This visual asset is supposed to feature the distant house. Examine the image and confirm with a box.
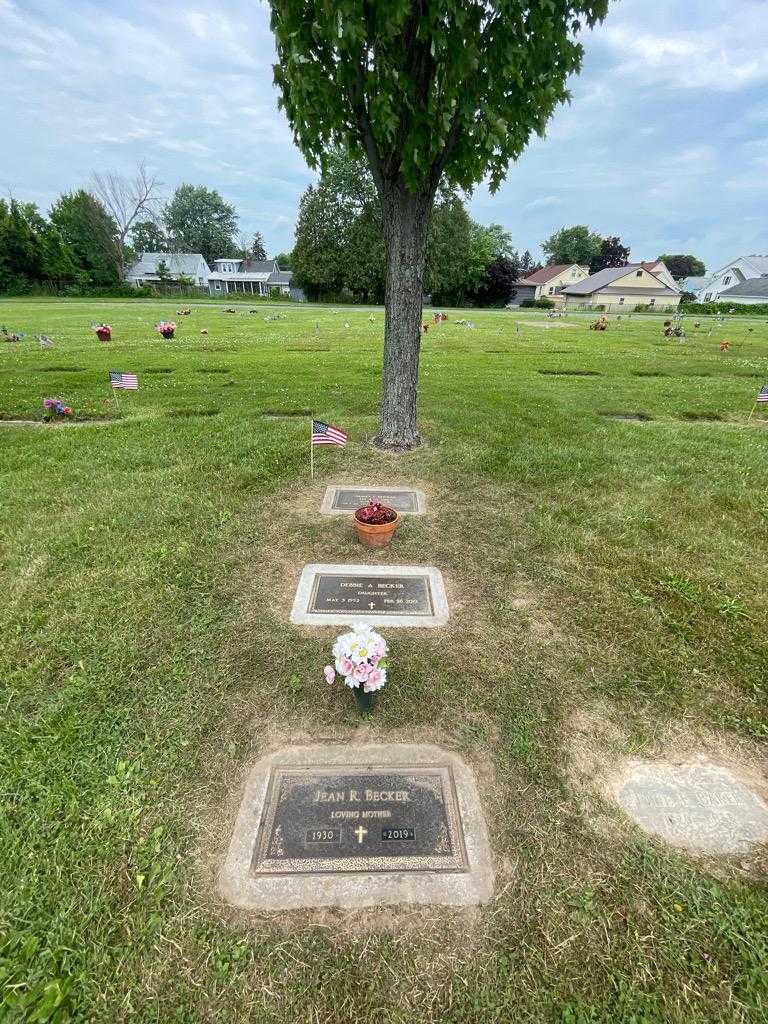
[561,264,681,312]
[207,258,302,299]
[686,255,768,303]
[126,252,210,288]
[512,264,590,306]
[717,277,768,305]
[637,260,677,290]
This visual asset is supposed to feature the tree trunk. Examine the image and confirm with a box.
[374,185,432,449]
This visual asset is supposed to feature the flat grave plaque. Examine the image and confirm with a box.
[616,761,768,855]
[219,744,494,909]
[321,485,425,515]
[290,564,449,627]
[252,765,467,874]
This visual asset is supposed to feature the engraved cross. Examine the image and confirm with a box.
[353,825,368,845]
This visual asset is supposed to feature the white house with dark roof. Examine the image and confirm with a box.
[685,255,768,303]
[561,264,680,312]
[207,258,298,298]
[718,277,768,305]
[126,252,210,288]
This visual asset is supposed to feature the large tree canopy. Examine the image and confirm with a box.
[164,184,238,265]
[49,190,120,286]
[657,254,706,280]
[270,0,608,447]
[590,235,631,274]
[542,224,603,268]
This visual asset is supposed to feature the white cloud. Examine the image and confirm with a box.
[1,0,768,263]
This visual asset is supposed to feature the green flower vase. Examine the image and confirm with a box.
[353,686,375,715]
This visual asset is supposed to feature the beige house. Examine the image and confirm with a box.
[561,263,680,312]
[513,263,590,306]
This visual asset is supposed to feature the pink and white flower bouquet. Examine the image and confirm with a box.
[155,321,177,339]
[324,623,388,712]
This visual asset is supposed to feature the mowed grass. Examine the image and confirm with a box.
[1,299,768,1023]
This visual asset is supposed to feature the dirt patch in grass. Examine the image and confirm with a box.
[166,408,221,419]
[538,369,602,377]
[39,365,87,372]
[599,411,654,423]
[0,418,114,428]
[678,411,724,422]
[632,371,669,378]
[262,408,313,419]
[143,367,175,374]
[521,321,579,329]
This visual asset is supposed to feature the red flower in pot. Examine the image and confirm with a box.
[92,323,112,342]
[353,502,400,548]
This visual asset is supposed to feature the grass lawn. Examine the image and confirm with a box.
[1,299,767,1023]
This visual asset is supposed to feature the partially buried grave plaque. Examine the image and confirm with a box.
[219,744,494,909]
[321,485,425,515]
[291,564,449,627]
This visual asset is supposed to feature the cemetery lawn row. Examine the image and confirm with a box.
[1,299,767,1023]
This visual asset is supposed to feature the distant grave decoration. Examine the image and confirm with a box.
[1,326,25,342]
[663,321,685,339]
[155,320,177,339]
[42,398,73,421]
[175,308,192,316]
[92,323,112,342]
[589,316,608,331]
[38,334,55,349]
[324,623,389,714]
[719,340,731,352]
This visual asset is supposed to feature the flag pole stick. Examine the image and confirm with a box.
[747,402,757,423]
[111,383,120,414]
[310,417,314,480]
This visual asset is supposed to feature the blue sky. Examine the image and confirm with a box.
[2,0,767,270]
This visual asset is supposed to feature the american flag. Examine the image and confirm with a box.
[109,371,139,390]
[311,419,347,447]
[758,386,768,403]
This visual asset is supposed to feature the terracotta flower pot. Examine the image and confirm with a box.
[353,507,400,548]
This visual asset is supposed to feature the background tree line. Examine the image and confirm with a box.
[0,164,271,295]
[540,223,705,280]
[289,151,537,306]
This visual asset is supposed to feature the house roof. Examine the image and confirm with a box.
[737,255,768,276]
[718,277,768,298]
[127,252,208,277]
[518,263,586,286]
[562,264,679,296]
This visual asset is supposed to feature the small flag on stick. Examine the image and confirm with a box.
[109,371,139,390]
[311,420,347,446]
[747,385,768,423]
[310,419,347,479]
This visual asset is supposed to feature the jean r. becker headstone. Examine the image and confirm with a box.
[219,744,493,909]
